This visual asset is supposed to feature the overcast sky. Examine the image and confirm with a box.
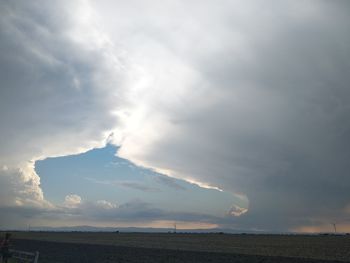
[1,0,350,232]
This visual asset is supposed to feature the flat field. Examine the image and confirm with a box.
[4,232,350,263]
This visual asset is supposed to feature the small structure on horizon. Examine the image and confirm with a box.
[332,223,337,234]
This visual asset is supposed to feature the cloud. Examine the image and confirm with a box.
[0,165,47,208]
[1,0,350,231]
[106,0,350,230]
[96,200,118,210]
[154,175,186,191]
[117,182,161,192]
[228,205,248,217]
[42,197,222,226]
[85,177,161,192]
[63,194,82,208]
[0,0,125,211]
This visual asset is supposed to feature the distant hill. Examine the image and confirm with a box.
[8,225,270,234]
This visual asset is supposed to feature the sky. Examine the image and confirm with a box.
[0,0,350,233]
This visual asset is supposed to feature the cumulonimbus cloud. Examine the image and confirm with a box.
[103,0,350,231]
[1,0,350,231]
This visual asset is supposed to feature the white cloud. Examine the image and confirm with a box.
[0,164,48,208]
[63,194,82,208]
[96,200,118,210]
[228,205,248,217]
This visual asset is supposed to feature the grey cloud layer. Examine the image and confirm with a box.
[0,0,122,165]
[0,199,222,228]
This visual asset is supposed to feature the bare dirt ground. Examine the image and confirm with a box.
[11,238,345,263]
[5,232,350,263]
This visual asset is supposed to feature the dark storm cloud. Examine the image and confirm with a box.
[197,1,350,230]
[113,0,350,231]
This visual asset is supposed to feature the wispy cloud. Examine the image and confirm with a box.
[85,177,161,192]
[154,175,186,191]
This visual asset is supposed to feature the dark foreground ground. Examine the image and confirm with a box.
[12,238,347,263]
[6,232,350,262]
